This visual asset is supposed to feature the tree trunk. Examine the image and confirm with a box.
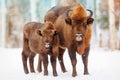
[57,0,77,6]
[51,0,56,7]
[108,0,117,49]
[1,0,6,47]
[30,0,37,21]
[117,14,120,50]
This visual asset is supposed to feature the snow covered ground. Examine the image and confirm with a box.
[0,46,120,80]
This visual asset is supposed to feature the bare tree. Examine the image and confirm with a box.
[0,0,6,47]
[57,0,77,6]
[108,0,117,49]
[30,0,37,21]
[115,0,120,50]
[6,5,24,48]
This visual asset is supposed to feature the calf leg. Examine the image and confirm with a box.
[58,48,67,73]
[82,47,90,75]
[22,36,30,74]
[37,54,42,73]
[29,52,36,73]
[22,51,29,74]
[68,47,77,77]
[43,54,48,76]
[50,55,58,76]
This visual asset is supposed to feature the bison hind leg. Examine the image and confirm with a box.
[37,54,42,73]
[58,48,67,73]
[22,51,29,74]
[29,52,36,73]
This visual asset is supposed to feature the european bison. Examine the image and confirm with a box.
[21,21,60,76]
[45,4,94,77]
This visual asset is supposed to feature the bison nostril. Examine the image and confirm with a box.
[75,33,83,41]
[75,33,82,37]
[76,36,82,41]
[45,43,50,48]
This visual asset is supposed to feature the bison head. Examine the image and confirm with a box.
[65,5,94,44]
[37,22,57,50]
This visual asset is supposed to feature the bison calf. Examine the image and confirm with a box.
[21,21,59,76]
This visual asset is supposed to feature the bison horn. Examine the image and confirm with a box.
[66,10,72,18]
[87,9,93,18]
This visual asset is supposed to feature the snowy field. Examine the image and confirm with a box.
[0,46,120,80]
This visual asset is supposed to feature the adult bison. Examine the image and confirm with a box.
[21,21,60,76]
[45,4,94,77]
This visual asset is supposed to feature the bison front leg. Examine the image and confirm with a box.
[29,52,36,73]
[37,54,42,73]
[58,48,67,73]
[22,51,29,74]
[43,54,48,76]
[50,55,58,76]
[68,46,77,77]
[82,47,90,75]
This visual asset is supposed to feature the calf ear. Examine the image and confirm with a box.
[87,17,94,24]
[54,31,58,36]
[65,18,72,25]
[36,29,42,36]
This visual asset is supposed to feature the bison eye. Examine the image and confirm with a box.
[83,23,87,29]
[37,30,42,36]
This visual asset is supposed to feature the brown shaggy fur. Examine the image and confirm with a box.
[21,21,60,76]
[45,3,94,77]
[44,6,71,23]
[71,4,87,21]
[76,24,92,54]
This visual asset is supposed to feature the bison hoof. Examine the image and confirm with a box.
[63,70,67,73]
[62,68,67,73]
[84,72,89,75]
[72,73,77,77]
[53,73,58,77]
[31,71,35,73]
[37,69,42,73]
[30,69,35,73]
[44,71,48,76]
[44,73,48,76]
[24,70,29,74]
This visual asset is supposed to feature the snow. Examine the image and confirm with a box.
[0,46,120,80]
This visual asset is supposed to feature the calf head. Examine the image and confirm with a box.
[65,5,94,44]
[37,22,57,50]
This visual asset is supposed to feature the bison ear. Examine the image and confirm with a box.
[87,17,94,24]
[54,31,58,36]
[65,18,72,25]
[37,29,42,36]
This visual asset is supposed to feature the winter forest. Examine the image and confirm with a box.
[0,0,120,49]
[0,0,120,80]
